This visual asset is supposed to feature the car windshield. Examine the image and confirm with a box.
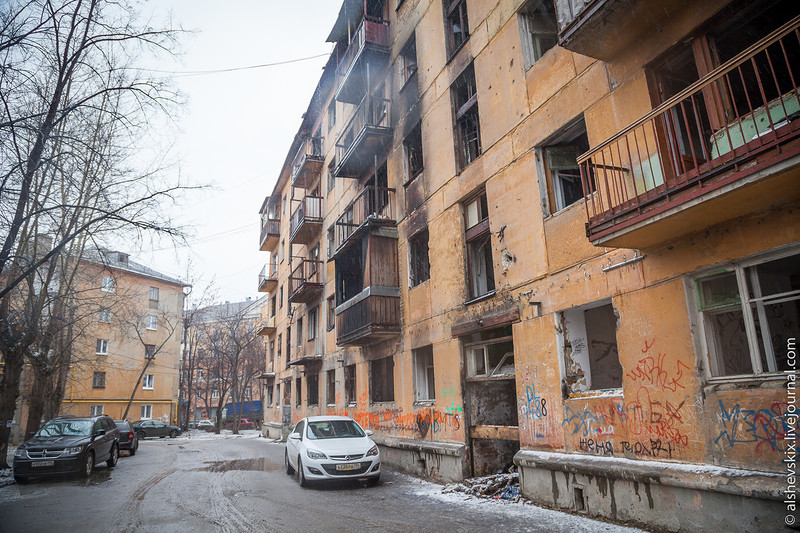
[306,420,365,440]
[36,420,93,437]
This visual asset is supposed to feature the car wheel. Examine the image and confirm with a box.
[130,440,138,456]
[285,450,294,475]
[368,474,380,486]
[136,431,145,441]
[13,475,28,484]
[81,451,95,478]
[169,430,178,438]
[298,457,310,488]
[107,444,119,468]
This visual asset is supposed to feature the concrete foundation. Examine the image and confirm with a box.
[262,422,283,440]
[515,449,788,533]
[373,434,468,483]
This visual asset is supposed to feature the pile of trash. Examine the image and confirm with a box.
[442,468,528,503]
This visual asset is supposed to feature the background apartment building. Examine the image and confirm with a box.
[257,0,797,529]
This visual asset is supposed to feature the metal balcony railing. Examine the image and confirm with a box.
[334,186,396,252]
[289,195,324,243]
[258,261,278,292]
[336,15,390,85]
[335,94,392,176]
[259,218,280,250]
[291,135,324,187]
[580,16,800,242]
[288,258,324,303]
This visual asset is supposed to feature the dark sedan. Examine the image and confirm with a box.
[13,415,119,483]
[132,420,181,439]
[114,420,138,455]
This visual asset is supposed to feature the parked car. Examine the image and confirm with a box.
[225,418,255,430]
[196,419,214,431]
[132,420,181,439]
[285,416,380,487]
[114,420,138,455]
[13,415,120,483]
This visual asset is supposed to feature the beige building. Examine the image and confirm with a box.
[257,0,798,529]
[60,250,186,424]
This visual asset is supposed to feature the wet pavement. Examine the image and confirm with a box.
[0,434,643,533]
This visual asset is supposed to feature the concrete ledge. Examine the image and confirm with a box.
[261,422,283,440]
[372,435,466,457]
[372,435,467,482]
[514,449,783,501]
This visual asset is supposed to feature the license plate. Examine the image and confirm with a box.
[32,460,54,467]
[335,462,361,471]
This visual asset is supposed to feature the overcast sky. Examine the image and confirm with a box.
[139,1,341,303]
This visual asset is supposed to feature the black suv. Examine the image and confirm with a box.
[13,415,120,483]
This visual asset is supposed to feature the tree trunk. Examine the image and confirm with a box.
[24,367,50,438]
[0,351,24,468]
[122,358,153,421]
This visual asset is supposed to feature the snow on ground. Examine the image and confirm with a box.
[0,445,17,488]
[168,429,266,441]
[405,473,646,533]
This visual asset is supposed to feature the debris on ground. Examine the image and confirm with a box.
[441,469,530,504]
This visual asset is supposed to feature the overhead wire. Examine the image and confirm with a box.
[141,51,332,79]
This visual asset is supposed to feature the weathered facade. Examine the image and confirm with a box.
[257,0,797,530]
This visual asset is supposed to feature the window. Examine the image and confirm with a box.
[328,101,336,131]
[244,386,251,398]
[693,249,799,378]
[403,123,424,182]
[413,345,435,401]
[296,377,302,407]
[98,308,111,323]
[270,295,276,317]
[308,307,318,341]
[267,384,274,407]
[95,339,109,355]
[143,374,154,390]
[101,275,115,293]
[370,356,395,403]
[327,159,336,195]
[146,315,158,330]
[277,334,282,359]
[269,340,275,362]
[197,369,204,379]
[400,34,417,84]
[211,388,219,399]
[541,118,590,213]
[286,326,291,360]
[327,225,335,259]
[307,373,319,406]
[149,286,159,301]
[141,405,152,420]
[466,327,515,378]
[326,369,336,405]
[558,302,622,395]
[327,296,335,331]
[518,0,557,70]
[296,318,303,347]
[280,239,285,263]
[145,344,156,360]
[444,0,469,56]
[409,229,431,287]
[90,405,104,417]
[279,286,284,309]
[276,383,281,405]
[282,194,287,216]
[93,372,106,388]
[452,65,481,171]
[345,364,356,406]
[464,192,495,300]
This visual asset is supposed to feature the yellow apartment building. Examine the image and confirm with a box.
[257,0,798,529]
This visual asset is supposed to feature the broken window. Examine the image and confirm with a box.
[694,248,799,377]
[444,0,469,56]
[541,117,591,213]
[465,326,515,378]
[308,307,318,341]
[307,373,319,406]
[370,356,395,403]
[296,377,302,407]
[452,64,481,171]
[559,302,622,395]
[401,34,418,85]
[296,318,303,348]
[327,369,336,405]
[464,192,495,300]
[345,364,356,406]
[93,371,106,388]
[518,0,557,70]
[409,228,430,288]
[327,296,335,331]
[404,123,424,182]
[413,345,435,401]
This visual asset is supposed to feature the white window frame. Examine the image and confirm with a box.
[142,374,154,390]
[101,275,115,293]
[146,315,158,330]
[141,404,153,420]
[517,0,558,70]
[211,389,219,399]
[465,337,515,378]
[687,244,800,382]
[98,308,111,323]
[413,346,436,402]
[95,339,109,355]
[90,405,104,417]
[149,286,159,301]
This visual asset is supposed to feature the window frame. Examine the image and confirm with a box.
[145,315,158,331]
[403,122,424,183]
[141,404,152,420]
[95,338,109,355]
[307,373,319,406]
[327,296,336,331]
[400,34,418,87]
[463,191,495,301]
[98,308,111,323]
[452,64,481,171]
[518,0,558,70]
[444,0,469,58]
[143,374,154,390]
[308,307,318,341]
[144,344,156,360]
[370,356,395,404]
[149,286,159,302]
[413,345,436,402]
[90,405,104,417]
[93,371,106,388]
[101,275,115,293]
[326,369,336,406]
[409,228,431,288]
[345,364,356,406]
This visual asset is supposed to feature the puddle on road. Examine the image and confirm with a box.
[200,458,279,473]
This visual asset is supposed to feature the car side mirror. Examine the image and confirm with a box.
[289,432,301,440]
[365,430,373,436]
[93,429,105,439]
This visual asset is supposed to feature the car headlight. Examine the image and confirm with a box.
[63,446,83,455]
[14,447,26,458]
[366,444,379,457]
[306,449,327,460]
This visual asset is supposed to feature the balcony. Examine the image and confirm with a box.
[289,195,324,245]
[288,258,324,304]
[291,135,324,189]
[259,195,281,251]
[258,261,278,293]
[335,16,390,104]
[334,95,392,178]
[336,288,401,346]
[256,316,276,336]
[580,17,800,248]
[332,185,396,256]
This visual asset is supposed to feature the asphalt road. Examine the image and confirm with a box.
[0,433,642,533]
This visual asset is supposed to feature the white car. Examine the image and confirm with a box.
[285,416,380,487]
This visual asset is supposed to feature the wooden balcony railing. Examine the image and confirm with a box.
[291,135,324,188]
[288,258,324,303]
[334,94,392,177]
[334,186,396,252]
[336,291,401,346]
[289,195,324,244]
[580,16,800,244]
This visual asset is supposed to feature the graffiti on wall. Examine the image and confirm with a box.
[715,400,794,453]
[323,405,462,440]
